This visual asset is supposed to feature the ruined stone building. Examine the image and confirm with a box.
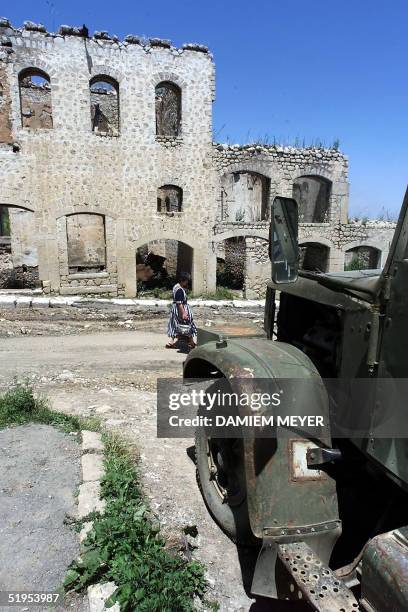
[0,18,396,297]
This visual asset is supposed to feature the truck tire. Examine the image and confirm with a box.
[195,425,257,546]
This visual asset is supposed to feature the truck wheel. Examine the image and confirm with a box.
[195,427,257,546]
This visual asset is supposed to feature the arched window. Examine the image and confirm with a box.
[66,213,106,272]
[345,246,381,270]
[216,236,246,290]
[157,185,183,213]
[220,171,270,222]
[136,239,192,291]
[19,69,52,129]
[299,242,329,272]
[293,176,331,223]
[90,76,119,136]
[155,82,181,137]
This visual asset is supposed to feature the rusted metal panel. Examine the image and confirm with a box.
[278,541,359,611]
[184,337,339,538]
[252,522,342,600]
[289,439,326,482]
[361,529,408,612]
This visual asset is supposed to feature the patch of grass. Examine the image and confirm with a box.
[0,384,98,432]
[64,434,207,611]
[195,286,236,300]
[137,287,173,299]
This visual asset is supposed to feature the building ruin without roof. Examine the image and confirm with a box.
[0,18,396,297]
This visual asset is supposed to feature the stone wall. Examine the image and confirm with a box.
[0,19,215,297]
[0,17,397,298]
[211,144,397,296]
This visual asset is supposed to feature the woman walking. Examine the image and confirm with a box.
[166,272,197,349]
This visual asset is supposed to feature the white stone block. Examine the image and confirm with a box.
[88,582,120,612]
[82,430,104,452]
[82,453,104,482]
[77,481,105,518]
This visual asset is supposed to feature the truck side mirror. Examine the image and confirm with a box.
[269,197,299,283]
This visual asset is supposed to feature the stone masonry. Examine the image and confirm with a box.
[0,18,396,297]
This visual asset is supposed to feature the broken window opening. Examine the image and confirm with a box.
[157,185,183,214]
[0,206,39,289]
[299,242,329,272]
[344,246,381,271]
[66,213,106,273]
[136,239,192,293]
[19,69,53,129]
[221,172,270,222]
[293,176,331,223]
[216,236,246,292]
[90,76,120,136]
[155,82,181,138]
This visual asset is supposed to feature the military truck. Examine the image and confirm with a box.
[183,190,408,611]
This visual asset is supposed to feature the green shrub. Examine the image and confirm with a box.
[344,256,366,271]
[0,384,36,418]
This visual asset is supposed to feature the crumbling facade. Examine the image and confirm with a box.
[0,18,396,297]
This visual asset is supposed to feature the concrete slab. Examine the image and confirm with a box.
[81,453,104,482]
[77,482,106,518]
[82,430,104,453]
[0,292,266,310]
[15,296,32,308]
[0,295,16,308]
[49,296,77,306]
[32,296,51,307]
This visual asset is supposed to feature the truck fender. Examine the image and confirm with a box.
[184,336,340,578]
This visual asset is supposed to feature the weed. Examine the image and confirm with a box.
[64,435,207,611]
[0,384,97,432]
[195,286,236,300]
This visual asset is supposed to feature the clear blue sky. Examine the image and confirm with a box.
[6,0,408,218]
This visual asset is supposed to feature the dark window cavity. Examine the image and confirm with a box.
[155,82,181,138]
[293,176,331,223]
[299,242,329,272]
[90,77,119,136]
[157,185,183,213]
[19,69,53,129]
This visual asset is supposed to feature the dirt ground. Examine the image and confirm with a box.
[0,304,303,611]
[0,301,264,339]
[0,424,88,612]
